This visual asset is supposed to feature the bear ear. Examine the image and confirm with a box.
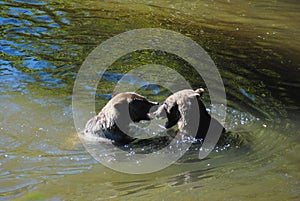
[186,88,204,99]
[194,88,204,97]
[112,91,119,97]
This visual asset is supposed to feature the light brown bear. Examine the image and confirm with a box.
[84,92,158,145]
[153,88,225,140]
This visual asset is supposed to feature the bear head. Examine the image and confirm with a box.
[105,92,159,126]
[153,88,207,135]
[84,92,158,144]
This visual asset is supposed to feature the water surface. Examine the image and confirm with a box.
[0,0,299,200]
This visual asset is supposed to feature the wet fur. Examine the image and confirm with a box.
[154,88,226,140]
[84,92,158,145]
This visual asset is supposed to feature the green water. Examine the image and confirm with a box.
[0,0,299,200]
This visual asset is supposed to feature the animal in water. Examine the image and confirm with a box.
[153,88,225,140]
[84,92,158,145]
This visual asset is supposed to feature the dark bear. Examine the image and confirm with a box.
[153,88,226,140]
[84,92,158,144]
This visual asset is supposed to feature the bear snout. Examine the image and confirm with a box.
[152,104,167,119]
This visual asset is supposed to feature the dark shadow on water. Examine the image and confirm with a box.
[88,128,253,162]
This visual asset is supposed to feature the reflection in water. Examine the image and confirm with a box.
[0,0,299,200]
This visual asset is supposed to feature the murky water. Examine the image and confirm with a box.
[1,0,299,200]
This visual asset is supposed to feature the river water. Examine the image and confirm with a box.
[0,0,299,200]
